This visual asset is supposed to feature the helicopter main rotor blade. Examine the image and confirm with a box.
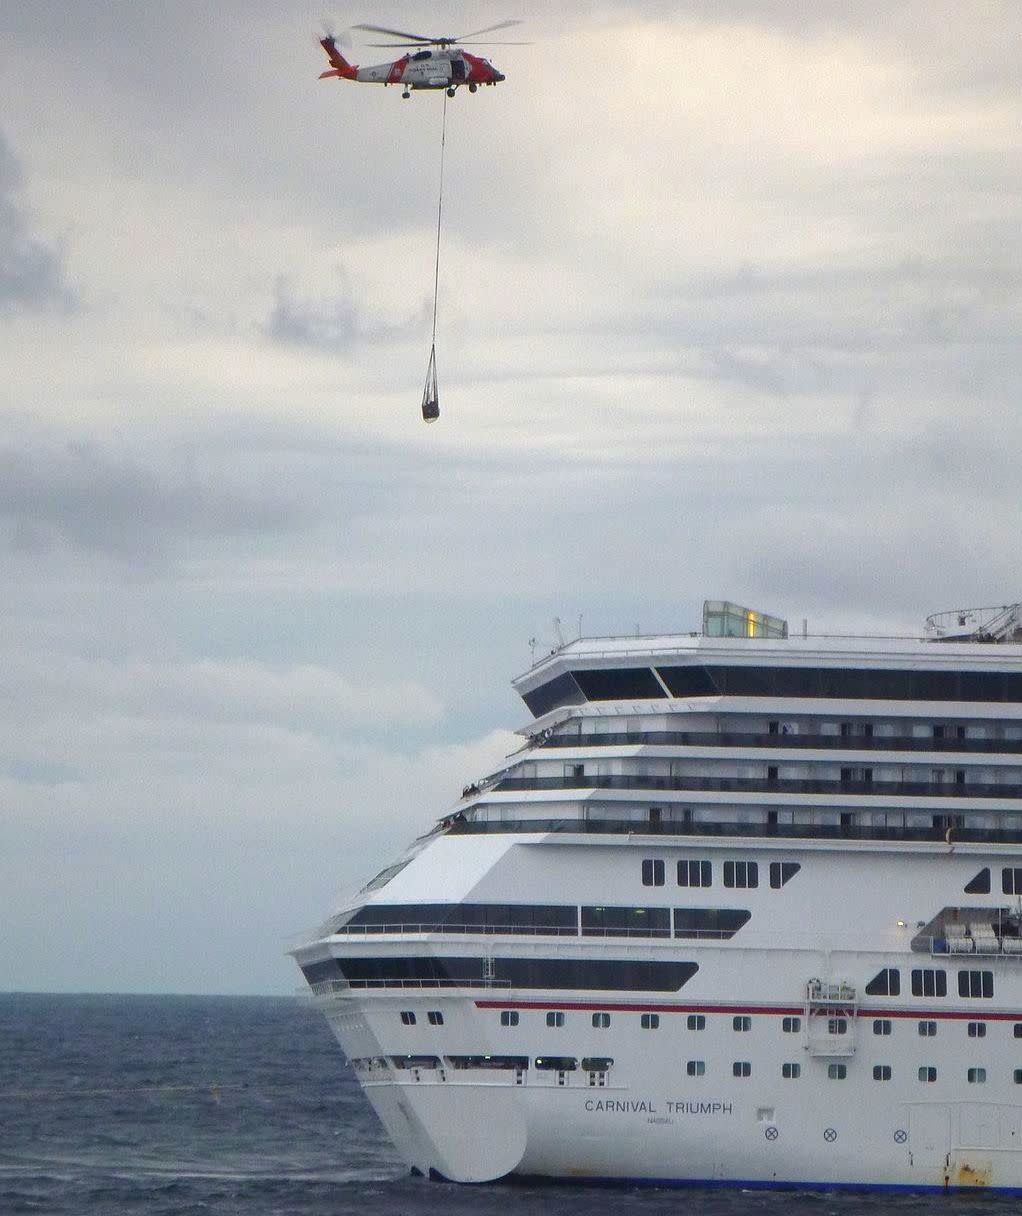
[456,40,532,45]
[365,41,431,47]
[453,20,522,39]
[352,22,436,42]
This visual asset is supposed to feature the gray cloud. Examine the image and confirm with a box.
[0,133,73,313]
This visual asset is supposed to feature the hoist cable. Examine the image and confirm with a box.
[430,90,448,346]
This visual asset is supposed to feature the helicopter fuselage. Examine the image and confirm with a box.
[319,40,504,92]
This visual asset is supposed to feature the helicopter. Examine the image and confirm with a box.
[318,21,525,98]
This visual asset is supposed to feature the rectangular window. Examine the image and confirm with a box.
[427,1010,444,1026]
[1015,1069,1022,1085]
[500,1010,519,1027]
[582,905,671,938]
[732,1016,751,1032]
[828,1018,848,1035]
[958,970,994,999]
[782,1062,800,1079]
[640,1013,660,1030]
[919,1066,937,1082]
[641,859,665,887]
[592,1012,610,1028]
[687,1060,705,1076]
[769,861,801,889]
[1003,867,1022,895]
[911,969,947,997]
[918,1020,937,1037]
[733,1061,751,1078]
[873,1019,892,1036]
[723,861,759,889]
[828,1064,847,1080]
[968,1022,986,1038]
[546,1011,565,1027]
[400,1011,416,1025]
[873,1065,892,1081]
[967,1067,987,1084]
[677,859,711,887]
[1015,1024,1022,1039]
[687,1014,706,1031]
[782,1016,801,1033]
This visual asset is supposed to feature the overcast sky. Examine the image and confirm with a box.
[2,1,1020,995]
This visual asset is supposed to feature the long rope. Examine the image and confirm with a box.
[430,91,448,346]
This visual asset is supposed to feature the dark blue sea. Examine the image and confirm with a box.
[0,994,1018,1216]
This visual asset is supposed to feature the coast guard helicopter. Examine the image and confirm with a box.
[318,21,525,98]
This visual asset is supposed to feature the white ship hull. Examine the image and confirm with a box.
[293,611,1022,1192]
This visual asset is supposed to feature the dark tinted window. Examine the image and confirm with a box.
[300,958,344,986]
[340,903,577,934]
[535,1056,577,1071]
[582,1057,614,1071]
[522,672,584,717]
[958,969,994,998]
[911,969,947,997]
[769,861,801,889]
[865,968,901,996]
[335,956,697,992]
[1003,867,1022,895]
[447,1055,528,1070]
[677,859,711,887]
[673,908,751,938]
[964,868,991,894]
[653,665,1022,703]
[571,668,666,701]
[582,906,671,938]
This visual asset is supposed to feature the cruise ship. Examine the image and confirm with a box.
[292,600,1022,1192]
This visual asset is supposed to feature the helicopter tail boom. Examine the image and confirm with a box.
[319,37,358,80]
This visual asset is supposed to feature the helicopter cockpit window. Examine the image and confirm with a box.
[412,50,432,60]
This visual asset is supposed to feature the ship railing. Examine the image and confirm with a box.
[539,730,1022,756]
[308,978,512,997]
[495,774,1022,799]
[926,934,1022,958]
[329,923,741,940]
[806,980,856,1003]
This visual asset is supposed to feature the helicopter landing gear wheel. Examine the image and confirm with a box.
[402,90,410,99]
[468,82,477,93]
[446,86,456,97]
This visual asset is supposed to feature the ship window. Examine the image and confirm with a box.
[522,672,584,718]
[641,859,665,887]
[677,859,712,887]
[965,868,991,894]
[534,1056,577,1071]
[687,1060,705,1076]
[361,858,412,893]
[827,1064,847,1080]
[546,1011,565,1027]
[782,1017,801,1033]
[769,861,800,888]
[918,1066,937,1082]
[733,1061,751,1077]
[299,958,344,986]
[873,1019,892,1036]
[687,1015,706,1030]
[446,1055,530,1070]
[968,1021,986,1037]
[968,1067,987,1084]
[918,1020,937,1037]
[1002,867,1022,895]
[340,901,578,935]
[400,1011,416,1025]
[723,861,759,889]
[582,905,671,938]
[500,1010,519,1027]
[571,667,666,702]
[873,1065,892,1081]
[592,1012,611,1028]
[1015,1024,1022,1039]
[640,1013,660,1030]
[336,955,698,991]
[427,1010,444,1025]
[732,1016,752,1032]
[911,969,947,997]
[1015,1069,1022,1085]
[828,1018,848,1035]
[865,968,901,996]
[673,908,751,939]
[582,1057,613,1072]
[958,970,994,998]
[782,1062,800,1079]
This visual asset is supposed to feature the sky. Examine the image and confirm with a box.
[1,1,1021,995]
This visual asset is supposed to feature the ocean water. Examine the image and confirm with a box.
[0,993,1018,1216]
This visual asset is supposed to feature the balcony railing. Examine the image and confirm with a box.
[539,730,1022,755]
[495,774,1022,799]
